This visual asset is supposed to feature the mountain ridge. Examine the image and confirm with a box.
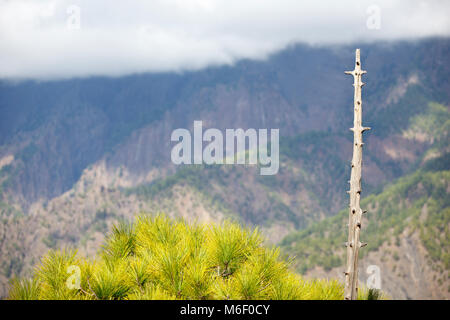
[0,38,449,299]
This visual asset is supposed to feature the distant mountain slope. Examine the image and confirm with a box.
[0,38,449,298]
[280,160,449,299]
[0,38,448,206]
[280,101,449,299]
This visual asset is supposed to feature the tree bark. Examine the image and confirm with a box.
[344,49,370,300]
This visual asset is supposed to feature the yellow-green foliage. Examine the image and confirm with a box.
[8,214,378,300]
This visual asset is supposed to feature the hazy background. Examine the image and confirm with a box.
[0,0,449,300]
[1,0,449,79]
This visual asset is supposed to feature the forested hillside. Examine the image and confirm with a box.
[0,38,449,299]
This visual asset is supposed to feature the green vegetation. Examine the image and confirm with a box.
[124,163,307,229]
[8,214,380,300]
[17,143,39,162]
[371,85,431,138]
[403,102,450,143]
[125,165,219,198]
[281,168,450,274]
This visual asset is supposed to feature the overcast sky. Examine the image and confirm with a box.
[0,0,449,80]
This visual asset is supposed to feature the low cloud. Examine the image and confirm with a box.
[0,0,449,79]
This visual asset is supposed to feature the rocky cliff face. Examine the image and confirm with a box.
[2,39,448,205]
[304,228,449,300]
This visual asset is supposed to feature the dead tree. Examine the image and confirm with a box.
[344,49,370,300]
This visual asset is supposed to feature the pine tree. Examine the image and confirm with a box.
[8,214,382,300]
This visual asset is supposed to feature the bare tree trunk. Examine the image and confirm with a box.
[344,49,370,300]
